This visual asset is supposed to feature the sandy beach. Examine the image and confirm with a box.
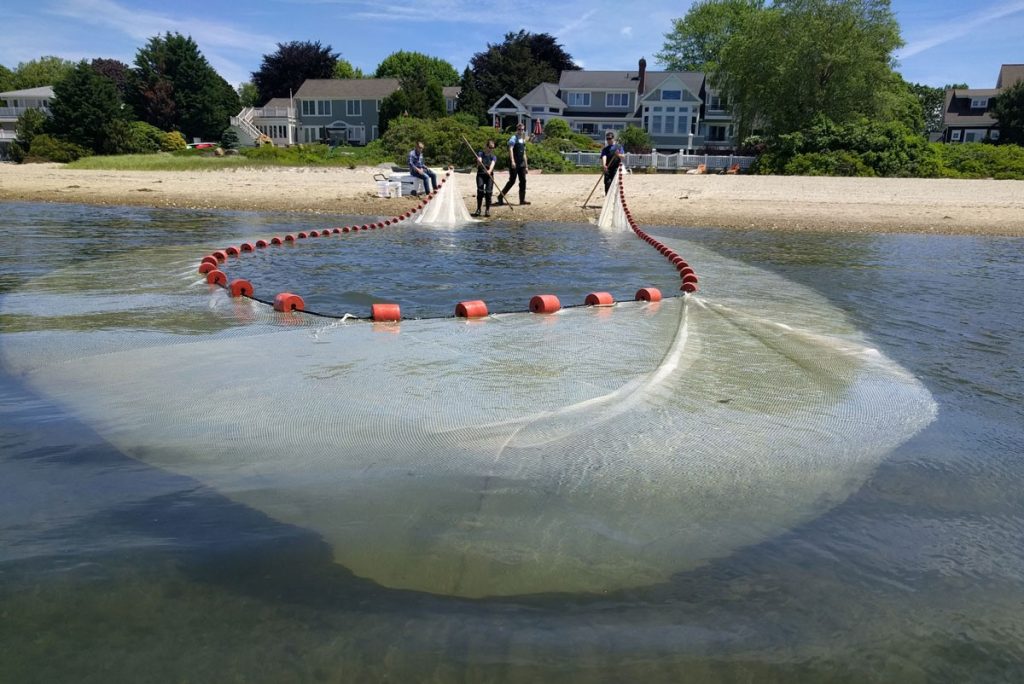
[1,162,1022,236]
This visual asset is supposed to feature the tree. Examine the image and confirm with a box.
[378,71,445,135]
[9,108,48,161]
[0,65,15,92]
[657,0,765,73]
[455,67,487,124]
[993,80,1024,145]
[130,33,240,141]
[333,59,364,80]
[715,0,904,137]
[90,59,131,99]
[467,31,579,109]
[909,81,967,135]
[374,51,458,86]
[237,81,260,107]
[252,41,338,103]
[13,56,76,89]
[47,60,127,153]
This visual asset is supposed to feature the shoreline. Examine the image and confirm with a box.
[2,163,1023,236]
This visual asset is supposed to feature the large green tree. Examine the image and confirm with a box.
[374,51,458,86]
[467,31,579,109]
[993,80,1024,145]
[657,0,764,73]
[455,67,487,125]
[253,40,338,103]
[131,33,239,141]
[713,0,904,137]
[0,65,15,92]
[90,58,131,99]
[47,60,126,153]
[333,59,364,79]
[378,70,445,135]
[13,56,76,89]
[237,81,259,107]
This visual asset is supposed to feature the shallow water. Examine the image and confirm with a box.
[1,202,1022,682]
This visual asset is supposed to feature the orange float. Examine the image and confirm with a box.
[229,279,253,297]
[529,294,561,314]
[225,246,240,256]
[206,269,227,286]
[212,250,227,262]
[273,292,305,312]
[584,292,615,306]
[270,237,283,245]
[255,239,269,248]
[455,300,488,318]
[198,261,218,274]
[371,303,401,321]
[240,242,254,252]
[635,287,662,302]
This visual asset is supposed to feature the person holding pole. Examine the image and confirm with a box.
[472,139,498,217]
[601,131,625,194]
[497,122,530,205]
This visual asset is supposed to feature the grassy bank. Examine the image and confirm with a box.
[67,144,393,171]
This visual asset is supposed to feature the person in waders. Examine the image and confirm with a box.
[472,140,498,217]
[497,123,530,205]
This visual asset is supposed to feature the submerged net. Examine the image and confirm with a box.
[0,203,936,598]
[597,170,628,230]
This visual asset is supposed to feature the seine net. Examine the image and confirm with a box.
[0,207,936,598]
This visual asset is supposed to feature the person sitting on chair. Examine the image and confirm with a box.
[408,141,437,195]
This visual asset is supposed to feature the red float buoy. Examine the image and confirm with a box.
[229,279,253,297]
[284,234,296,242]
[225,246,240,256]
[455,300,488,318]
[682,282,699,293]
[679,267,695,277]
[206,269,227,286]
[240,242,253,252]
[255,239,269,248]
[201,255,218,266]
[198,261,218,274]
[270,237,283,245]
[585,292,615,306]
[682,273,699,285]
[212,250,227,262]
[529,294,561,314]
[635,287,662,302]
[273,292,305,312]
[371,303,401,322]
[360,224,369,231]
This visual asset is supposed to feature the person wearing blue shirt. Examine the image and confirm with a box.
[496,123,530,205]
[408,141,437,195]
[472,139,498,217]
[601,132,625,194]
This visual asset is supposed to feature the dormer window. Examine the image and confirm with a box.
[662,90,682,101]
[970,97,989,109]
[567,92,591,107]
[606,93,629,107]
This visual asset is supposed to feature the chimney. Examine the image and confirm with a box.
[638,57,647,96]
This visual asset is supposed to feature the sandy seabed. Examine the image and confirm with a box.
[1,163,1023,236]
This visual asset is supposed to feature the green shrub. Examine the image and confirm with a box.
[783,151,875,177]
[103,120,163,155]
[28,134,90,162]
[542,118,571,139]
[221,127,239,150]
[161,131,187,152]
[618,125,652,153]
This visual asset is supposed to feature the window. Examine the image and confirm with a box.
[606,93,629,107]
[652,115,663,134]
[346,100,361,116]
[575,122,597,134]
[372,125,378,140]
[965,131,979,142]
[708,125,727,142]
[662,90,681,101]
[664,115,675,134]
[950,130,962,141]
[567,92,591,107]
[709,94,727,109]
[970,97,988,109]
[531,106,545,113]
[991,130,1000,141]
[301,100,332,116]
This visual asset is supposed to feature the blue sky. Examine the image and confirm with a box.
[3,0,1022,90]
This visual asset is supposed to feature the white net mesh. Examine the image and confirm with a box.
[0,199,937,597]
[415,170,477,227]
[597,169,628,231]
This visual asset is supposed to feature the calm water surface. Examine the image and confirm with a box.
[1,202,1022,682]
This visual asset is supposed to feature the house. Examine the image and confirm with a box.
[0,86,54,159]
[487,58,738,151]
[231,80,463,147]
[941,63,1024,143]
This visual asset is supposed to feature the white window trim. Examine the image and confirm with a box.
[661,90,682,101]
[346,100,361,116]
[970,97,988,109]
[567,92,591,107]
[950,130,962,141]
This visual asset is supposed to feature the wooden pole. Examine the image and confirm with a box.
[461,135,514,212]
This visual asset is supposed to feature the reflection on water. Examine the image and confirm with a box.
[1,203,1023,682]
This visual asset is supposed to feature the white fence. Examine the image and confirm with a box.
[562,151,756,172]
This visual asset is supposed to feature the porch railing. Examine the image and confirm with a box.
[561,151,756,172]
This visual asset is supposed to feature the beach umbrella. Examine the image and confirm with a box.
[533,119,543,136]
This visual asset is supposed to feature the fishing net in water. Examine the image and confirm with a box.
[415,170,476,227]
[0,192,936,598]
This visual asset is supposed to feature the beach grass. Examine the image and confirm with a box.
[67,144,394,172]
[67,153,266,171]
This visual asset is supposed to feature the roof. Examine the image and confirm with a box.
[943,89,998,127]
[262,97,291,109]
[997,64,1024,89]
[951,88,1000,98]
[294,78,400,100]
[0,86,55,98]
[558,70,703,95]
[520,83,564,108]
[442,86,461,99]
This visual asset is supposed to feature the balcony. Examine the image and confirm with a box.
[0,105,49,121]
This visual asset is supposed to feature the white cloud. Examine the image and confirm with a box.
[897,0,1024,59]
[621,26,633,38]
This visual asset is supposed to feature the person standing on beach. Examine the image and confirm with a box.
[408,141,437,195]
[472,140,498,217]
[497,123,530,205]
[601,131,625,194]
